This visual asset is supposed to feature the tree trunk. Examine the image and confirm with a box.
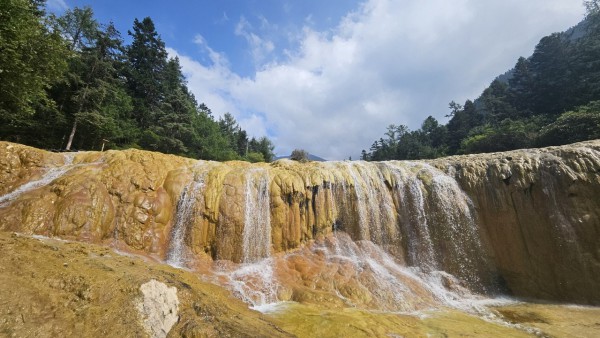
[65,120,77,151]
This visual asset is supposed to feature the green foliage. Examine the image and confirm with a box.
[537,101,600,146]
[249,136,275,162]
[364,117,447,161]
[364,3,600,160]
[0,4,275,160]
[459,118,541,154]
[245,152,265,163]
[56,6,97,51]
[0,0,68,136]
[290,149,309,162]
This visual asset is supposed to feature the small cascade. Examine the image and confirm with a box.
[344,163,371,240]
[0,153,76,207]
[242,168,271,263]
[343,162,397,245]
[166,171,206,268]
[294,231,488,313]
[211,168,279,312]
[429,168,489,288]
[387,163,438,269]
[214,258,280,311]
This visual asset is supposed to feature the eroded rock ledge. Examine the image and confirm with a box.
[0,140,599,304]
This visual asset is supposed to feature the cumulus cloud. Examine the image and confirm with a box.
[235,17,276,64]
[172,0,584,159]
[46,0,68,11]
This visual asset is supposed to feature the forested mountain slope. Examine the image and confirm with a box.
[363,2,600,161]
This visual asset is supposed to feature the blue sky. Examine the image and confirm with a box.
[47,0,585,159]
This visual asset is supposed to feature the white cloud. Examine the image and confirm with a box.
[46,0,68,11]
[172,0,584,159]
[235,17,276,64]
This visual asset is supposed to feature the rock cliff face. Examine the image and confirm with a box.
[428,143,600,304]
[0,140,599,305]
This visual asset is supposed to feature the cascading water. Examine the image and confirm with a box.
[0,153,76,207]
[215,168,280,311]
[386,163,438,269]
[344,162,372,240]
[343,162,397,245]
[429,167,490,289]
[195,160,496,314]
[282,231,497,314]
[242,168,271,263]
[166,170,206,268]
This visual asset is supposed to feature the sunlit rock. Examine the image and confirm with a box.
[0,140,599,306]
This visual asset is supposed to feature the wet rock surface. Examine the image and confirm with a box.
[0,232,292,337]
[2,232,600,337]
[0,140,599,307]
[429,142,600,303]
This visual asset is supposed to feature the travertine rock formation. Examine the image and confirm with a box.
[429,143,600,303]
[0,140,599,305]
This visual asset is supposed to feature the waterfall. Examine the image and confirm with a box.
[242,168,271,263]
[297,232,489,313]
[429,167,488,288]
[0,153,76,207]
[386,163,438,269]
[200,160,496,311]
[344,162,397,244]
[330,161,493,292]
[213,168,279,312]
[166,173,205,268]
[344,162,372,240]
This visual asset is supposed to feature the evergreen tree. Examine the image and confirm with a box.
[0,0,67,142]
[126,17,168,129]
[52,8,134,150]
[508,57,535,114]
[149,57,196,154]
[480,80,518,121]
[190,104,236,160]
[528,33,573,116]
[248,136,275,162]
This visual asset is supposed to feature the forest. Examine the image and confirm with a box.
[3,1,600,163]
[0,0,275,162]
[362,1,600,161]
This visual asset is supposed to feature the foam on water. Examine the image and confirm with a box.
[211,257,281,311]
[205,167,282,311]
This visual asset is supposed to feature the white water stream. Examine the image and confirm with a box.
[242,168,271,263]
[166,160,500,316]
[0,153,76,207]
[166,173,206,268]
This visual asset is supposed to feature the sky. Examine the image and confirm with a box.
[47,0,586,160]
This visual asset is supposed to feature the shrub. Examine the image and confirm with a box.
[290,149,309,162]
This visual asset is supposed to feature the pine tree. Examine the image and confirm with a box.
[0,0,68,141]
[52,8,134,150]
[126,17,168,129]
[508,57,535,114]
